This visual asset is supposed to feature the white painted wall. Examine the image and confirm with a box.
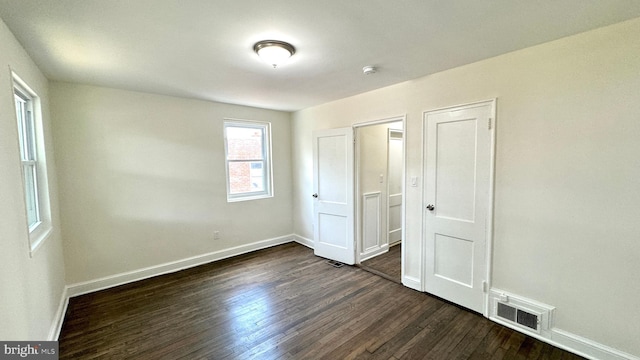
[0,18,66,340]
[292,18,640,356]
[50,83,293,284]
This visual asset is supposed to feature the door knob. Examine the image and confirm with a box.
[426,204,435,211]
[312,193,318,198]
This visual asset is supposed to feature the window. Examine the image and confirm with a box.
[224,120,272,201]
[13,73,51,254]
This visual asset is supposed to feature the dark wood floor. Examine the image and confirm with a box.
[360,244,402,283]
[59,243,584,359]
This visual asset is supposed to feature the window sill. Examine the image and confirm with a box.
[29,224,52,257]
[227,193,273,203]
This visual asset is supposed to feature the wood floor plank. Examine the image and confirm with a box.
[420,310,482,359]
[452,318,496,360]
[58,243,586,360]
[321,290,431,360]
[366,303,459,359]
[397,307,471,360]
[360,244,402,283]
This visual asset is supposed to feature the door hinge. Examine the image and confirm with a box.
[488,118,492,130]
[482,281,488,293]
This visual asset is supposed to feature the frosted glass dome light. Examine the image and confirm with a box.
[254,40,295,68]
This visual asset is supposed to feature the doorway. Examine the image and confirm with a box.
[355,118,405,283]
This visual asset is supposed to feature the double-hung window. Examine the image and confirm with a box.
[15,85,39,227]
[223,120,273,202]
[13,73,51,253]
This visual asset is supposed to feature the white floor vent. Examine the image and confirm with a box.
[490,289,555,336]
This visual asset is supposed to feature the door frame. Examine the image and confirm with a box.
[353,115,407,275]
[387,128,404,247]
[421,99,496,317]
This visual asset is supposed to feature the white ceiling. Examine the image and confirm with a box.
[1,1,639,112]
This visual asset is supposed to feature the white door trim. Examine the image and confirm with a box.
[353,115,406,128]
[421,99,496,317]
[387,129,404,246]
[486,99,497,317]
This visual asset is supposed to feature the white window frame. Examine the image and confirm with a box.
[223,119,273,202]
[13,72,52,255]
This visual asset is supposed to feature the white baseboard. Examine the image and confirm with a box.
[360,245,389,262]
[293,234,314,249]
[48,286,68,340]
[551,328,639,360]
[491,316,638,360]
[402,275,421,291]
[67,234,295,297]
[388,228,402,244]
[488,288,638,360]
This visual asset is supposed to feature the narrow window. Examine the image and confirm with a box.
[13,73,52,253]
[224,120,273,201]
[15,86,40,228]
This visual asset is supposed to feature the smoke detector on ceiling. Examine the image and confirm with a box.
[362,66,377,75]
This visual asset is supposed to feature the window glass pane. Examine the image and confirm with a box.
[228,161,265,194]
[249,162,265,192]
[15,96,27,159]
[226,126,264,160]
[15,94,36,161]
[23,164,39,227]
[25,109,36,161]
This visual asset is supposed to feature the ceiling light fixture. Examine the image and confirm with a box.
[254,40,296,68]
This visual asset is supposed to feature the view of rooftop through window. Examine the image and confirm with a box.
[224,122,271,200]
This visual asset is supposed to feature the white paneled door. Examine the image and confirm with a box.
[313,128,355,265]
[423,100,494,314]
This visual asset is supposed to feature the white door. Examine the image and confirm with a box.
[313,128,355,265]
[423,100,494,314]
